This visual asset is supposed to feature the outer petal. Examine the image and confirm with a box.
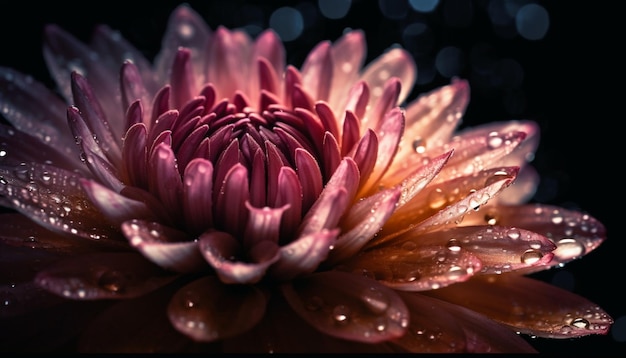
[270,229,339,281]
[121,219,206,273]
[167,276,267,342]
[426,274,613,338]
[458,203,606,271]
[281,271,409,343]
[34,252,177,300]
[397,291,537,353]
[360,47,416,108]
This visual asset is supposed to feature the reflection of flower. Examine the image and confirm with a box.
[0,4,612,353]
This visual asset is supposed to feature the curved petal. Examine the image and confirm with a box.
[167,276,267,342]
[328,30,366,113]
[34,252,177,300]
[457,203,606,271]
[270,229,339,281]
[360,47,416,107]
[281,271,409,343]
[398,291,537,353]
[426,274,613,339]
[300,41,333,102]
[121,219,206,273]
[199,230,280,284]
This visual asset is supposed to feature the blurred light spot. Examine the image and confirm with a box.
[487,0,515,26]
[435,46,464,78]
[378,0,409,20]
[442,0,473,28]
[318,0,351,19]
[269,7,304,42]
[516,3,549,40]
[402,22,434,56]
[240,4,265,37]
[409,0,439,13]
[612,316,626,342]
[550,270,575,291]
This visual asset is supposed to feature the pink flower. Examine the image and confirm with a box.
[0,4,612,353]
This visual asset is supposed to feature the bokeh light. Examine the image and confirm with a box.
[269,6,304,41]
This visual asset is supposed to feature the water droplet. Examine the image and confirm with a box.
[0,176,7,185]
[554,238,585,260]
[446,238,462,252]
[484,211,498,225]
[507,228,521,240]
[333,305,350,324]
[521,249,543,264]
[362,287,390,314]
[447,265,466,279]
[412,137,426,153]
[486,131,503,149]
[571,317,590,329]
[428,188,446,209]
[97,270,126,293]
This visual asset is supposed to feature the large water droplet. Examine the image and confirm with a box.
[571,317,590,329]
[446,238,462,252]
[554,238,585,260]
[486,131,503,149]
[521,249,543,264]
[412,137,426,154]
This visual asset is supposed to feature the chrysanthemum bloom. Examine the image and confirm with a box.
[0,5,612,353]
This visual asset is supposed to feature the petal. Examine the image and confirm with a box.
[35,252,177,300]
[182,158,214,234]
[0,67,77,160]
[398,78,469,163]
[358,107,405,197]
[80,178,158,225]
[294,148,321,212]
[459,203,606,271]
[199,230,280,284]
[426,274,613,339]
[327,187,401,265]
[328,30,366,112]
[214,163,250,238]
[78,284,198,353]
[0,162,122,242]
[398,291,537,353]
[300,41,333,102]
[169,48,197,109]
[206,27,253,101]
[340,241,482,291]
[360,47,416,107]
[121,219,206,273]
[271,228,338,280]
[154,4,212,89]
[281,271,409,343]
[148,143,184,221]
[167,276,267,342]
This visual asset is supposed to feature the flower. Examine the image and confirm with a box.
[0,4,612,353]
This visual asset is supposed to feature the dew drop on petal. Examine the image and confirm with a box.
[486,131,503,149]
[571,317,590,329]
[520,248,543,264]
[333,305,350,324]
[554,238,585,260]
[446,238,462,252]
[412,137,426,153]
[362,286,390,314]
[97,270,126,293]
[507,228,521,240]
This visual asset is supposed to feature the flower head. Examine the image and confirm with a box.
[0,4,612,353]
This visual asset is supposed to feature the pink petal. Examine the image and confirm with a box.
[340,110,361,156]
[214,163,249,237]
[35,252,177,300]
[398,291,537,352]
[349,129,378,188]
[167,276,267,342]
[363,77,401,131]
[294,148,322,211]
[273,167,303,239]
[0,162,122,241]
[121,219,206,273]
[328,30,366,112]
[458,203,606,271]
[399,78,469,164]
[169,48,197,109]
[281,271,409,343]
[342,80,370,121]
[427,274,613,339]
[315,102,340,141]
[153,4,212,89]
[360,47,416,108]
[199,230,280,284]
[80,178,158,225]
[78,284,196,353]
[253,30,285,82]
[327,187,402,264]
[358,107,405,196]
[206,27,252,101]
[148,143,183,221]
[182,158,214,234]
[322,131,341,180]
[120,62,150,128]
[300,40,333,102]
[122,122,148,188]
[0,67,77,161]
[270,229,338,280]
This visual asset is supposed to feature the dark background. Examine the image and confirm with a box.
[1,0,622,354]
